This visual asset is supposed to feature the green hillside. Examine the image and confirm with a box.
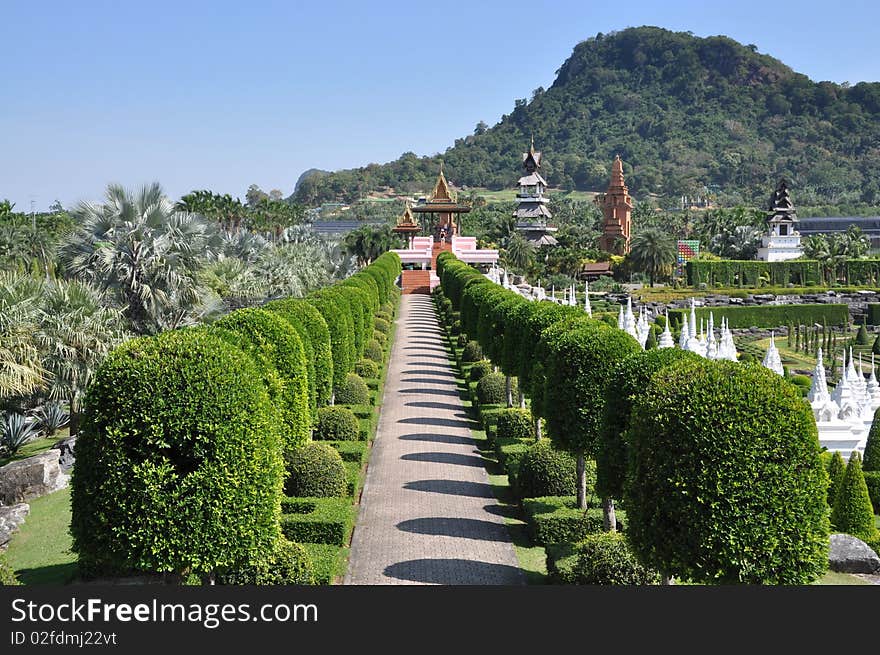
[293,26,880,208]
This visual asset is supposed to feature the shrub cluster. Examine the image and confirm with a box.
[284,442,347,498]
[354,358,380,380]
[219,539,314,585]
[469,360,493,382]
[313,406,360,442]
[516,440,579,499]
[495,408,535,442]
[462,340,483,363]
[335,373,370,406]
[569,533,660,585]
[476,373,511,405]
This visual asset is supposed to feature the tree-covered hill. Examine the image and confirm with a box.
[293,26,880,207]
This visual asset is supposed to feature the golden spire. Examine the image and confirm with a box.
[397,201,416,226]
[431,164,453,202]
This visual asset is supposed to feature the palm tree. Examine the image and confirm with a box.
[0,272,46,399]
[344,224,399,267]
[629,228,676,286]
[61,183,219,334]
[503,232,535,274]
[35,279,127,434]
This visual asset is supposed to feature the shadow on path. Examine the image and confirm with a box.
[398,433,476,446]
[404,479,493,497]
[401,451,485,467]
[383,559,523,585]
[396,517,512,541]
[397,415,472,426]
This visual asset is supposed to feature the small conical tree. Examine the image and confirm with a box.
[856,322,870,346]
[827,451,846,507]
[830,452,877,541]
[644,327,657,350]
[864,408,880,472]
[872,333,880,356]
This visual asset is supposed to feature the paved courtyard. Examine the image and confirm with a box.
[345,295,523,585]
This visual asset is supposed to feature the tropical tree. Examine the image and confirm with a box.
[628,228,676,286]
[0,272,46,399]
[344,224,400,267]
[503,232,535,274]
[61,183,219,334]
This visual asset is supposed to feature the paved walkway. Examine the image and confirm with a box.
[345,295,523,585]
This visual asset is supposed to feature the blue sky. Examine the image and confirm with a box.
[2,0,879,211]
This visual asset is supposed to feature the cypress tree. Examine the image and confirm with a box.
[872,333,880,356]
[856,322,870,346]
[830,452,877,541]
[864,408,880,472]
[827,451,846,507]
[645,327,658,350]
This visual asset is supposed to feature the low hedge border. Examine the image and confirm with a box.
[545,541,579,584]
[327,441,369,466]
[302,543,348,585]
[522,496,626,546]
[280,497,356,546]
[668,303,850,329]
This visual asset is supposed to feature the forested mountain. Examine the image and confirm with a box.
[293,27,880,208]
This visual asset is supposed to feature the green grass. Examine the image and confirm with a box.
[0,428,70,468]
[815,571,872,585]
[5,487,77,585]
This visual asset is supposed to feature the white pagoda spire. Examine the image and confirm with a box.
[624,297,638,340]
[678,313,690,350]
[762,332,784,375]
[569,284,577,307]
[617,304,625,330]
[868,353,880,407]
[689,298,698,342]
[658,310,674,349]
[583,281,592,317]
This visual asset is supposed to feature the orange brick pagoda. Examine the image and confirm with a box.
[597,155,633,255]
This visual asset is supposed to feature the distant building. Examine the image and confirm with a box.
[514,138,558,246]
[756,179,804,262]
[798,216,880,248]
[596,155,633,255]
[412,166,471,241]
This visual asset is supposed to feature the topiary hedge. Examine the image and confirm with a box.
[363,339,384,363]
[284,442,347,498]
[335,373,370,406]
[625,359,830,584]
[864,410,880,471]
[72,330,285,578]
[307,295,355,389]
[313,406,360,442]
[462,340,484,363]
[495,408,535,442]
[477,373,510,405]
[831,453,877,541]
[374,317,390,335]
[827,451,846,507]
[569,532,660,585]
[668,303,850,329]
[516,440,580,499]
[469,360,493,382]
[263,298,334,408]
[864,471,880,514]
[354,358,380,379]
[372,330,387,346]
[219,538,314,585]
[214,308,311,449]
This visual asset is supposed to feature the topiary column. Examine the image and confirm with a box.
[831,452,878,541]
[864,409,880,472]
[827,450,846,507]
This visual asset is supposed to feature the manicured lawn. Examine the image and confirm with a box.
[0,428,70,468]
[5,487,78,585]
[815,571,872,585]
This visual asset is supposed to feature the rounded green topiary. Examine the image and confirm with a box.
[827,451,846,507]
[451,320,462,335]
[477,372,511,405]
[644,327,657,350]
[864,408,880,471]
[377,310,393,323]
[71,330,285,578]
[856,323,870,345]
[457,333,469,347]
[462,340,483,363]
[469,360,493,382]
[374,317,391,334]
[284,442,347,498]
[570,532,660,585]
[335,373,370,406]
[214,308,311,449]
[307,295,355,388]
[372,330,387,346]
[599,348,702,502]
[313,406,360,441]
[354,358,380,380]
[363,339,384,363]
[516,439,581,499]
[0,553,20,585]
[625,359,830,584]
[219,538,314,585]
[263,298,334,408]
[831,452,878,541]
[495,408,535,442]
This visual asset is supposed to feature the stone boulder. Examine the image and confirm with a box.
[0,503,29,547]
[828,533,880,574]
[0,451,70,505]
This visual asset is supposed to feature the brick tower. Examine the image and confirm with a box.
[597,155,633,255]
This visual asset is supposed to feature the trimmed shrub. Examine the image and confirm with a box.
[495,408,535,442]
[569,533,660,585]
[313,406,359,442]
[307,295,354,388]
[0,553,19,585]
[71,330,284,578]
[457,333,469,347]
[451,320,462,335]
[377,310,393,323]
[477,373,511,405]
[516,440,580,499]
[284,442,347,498]
[214,308,311,449]
[469,360,493,382]
[219,539,314,585]
[626,359,830,584]
[522,497,625,545]
[354,359,380,380]
[335,373,370,406]
[827,451,846,507]
[668,303,849,329]
[831,453,877,541]
[280,497,355,546]
[873,334,880,356]
[363,339,384,363]
[864,471,880,514]
[856,323,870,345]
[864,409,880,471]
[372,330,387,346]
[264,298,334,408]
[374,317,390,334]
[462,340,483,363]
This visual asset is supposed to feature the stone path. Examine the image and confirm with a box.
[345,295,523,585]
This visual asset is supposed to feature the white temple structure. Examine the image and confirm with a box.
[756,179,804,262]
[761,333,784,375]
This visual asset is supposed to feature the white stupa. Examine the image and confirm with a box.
[658,311,674,349]
[868,354,880,407]
[689,298,698,343]
[624,298,638,340]
[678,315,690,350]
[583,281,592,317]
[569,284,577,307]
[762,332,784,375]
[617,304,625,330]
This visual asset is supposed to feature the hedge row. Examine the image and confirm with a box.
[280,497,356,546]
[687,258,880,288]
[522,497,626,546]
[667,303,850,329]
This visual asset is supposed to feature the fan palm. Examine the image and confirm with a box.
[629,228,676,287]
[0,272,46,399]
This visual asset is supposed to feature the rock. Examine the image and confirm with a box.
[53,436,76,472]
[828,533,880,574]
[0,451,70,505]
[0,503,29,547]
